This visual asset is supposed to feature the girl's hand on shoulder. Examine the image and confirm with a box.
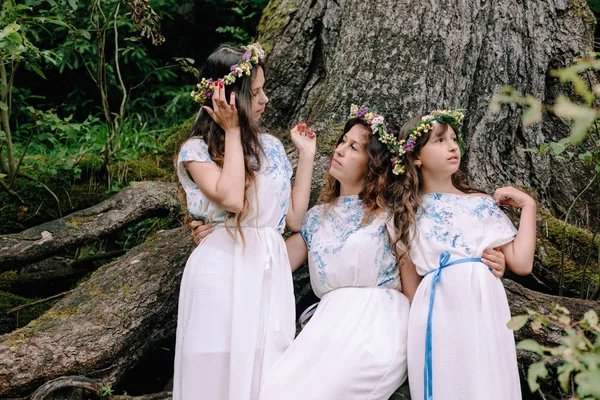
[493,186,536,210]
[202,80,240,134]
[291,123,316,157]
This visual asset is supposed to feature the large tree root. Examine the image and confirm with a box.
[0,182,180,271]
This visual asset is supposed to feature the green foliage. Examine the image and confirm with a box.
[215,0,270,45]
[509,305,600,399]
[492,55,600,297]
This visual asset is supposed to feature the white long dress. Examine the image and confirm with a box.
[407,193,521,400]
[260,195,410,400]
[173,134,296,400]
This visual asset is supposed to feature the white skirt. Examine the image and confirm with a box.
[408,263,522,400]
[260,287,410,400]
[173,227,296,400]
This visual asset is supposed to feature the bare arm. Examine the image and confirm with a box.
[398,251,422,304]
[285,125,316,232]
[186,83,245,213]
[494,187,537,275]
[285,233,308,272]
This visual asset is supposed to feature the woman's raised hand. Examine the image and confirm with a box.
[202,80,240,133]
[291,123,316,157]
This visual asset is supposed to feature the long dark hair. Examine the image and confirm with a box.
[391,114,485,253]
[318,118,402,224]
[181,44,266,242]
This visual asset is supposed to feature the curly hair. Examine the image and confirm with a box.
[318,118,404,225]
[391,114,485,254]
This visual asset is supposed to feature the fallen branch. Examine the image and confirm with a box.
[7,290,74,314]
[0,181,180,270]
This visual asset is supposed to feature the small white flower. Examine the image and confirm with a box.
[372,115,385,127]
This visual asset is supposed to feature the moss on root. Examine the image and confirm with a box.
[257,0,299,52]
[0,291,55,335]
[536,210,599,295]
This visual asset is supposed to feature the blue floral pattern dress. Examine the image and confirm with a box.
[260,195,410,400]
[173,134,296,400]
[407,193,521,400]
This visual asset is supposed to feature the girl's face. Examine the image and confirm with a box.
[415,124,461,177]
[250,66,269,121]
[329,125,370,193]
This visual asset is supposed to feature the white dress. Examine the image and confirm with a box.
[260,196,410,400]
[173,134,296,400]
[407,193,521,400]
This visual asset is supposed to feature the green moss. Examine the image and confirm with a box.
[67,215,97,230]
[0,271,18,291]
[108,158,172,185]
[0,291,55,334]
[257,0,299,52]
[571,0,597,26]
[162,117,194,160]
[537,210,599,293]
[0,176,109,235]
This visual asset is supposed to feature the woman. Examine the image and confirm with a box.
[174,43,316,400]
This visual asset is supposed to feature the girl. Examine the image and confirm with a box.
[258,105,410,399]
[393,110,536,400]
[173,43,316,400]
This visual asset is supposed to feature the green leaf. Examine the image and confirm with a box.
[581,353,600,369]
[67,0,77,10]
[583,310,599,327]
[517,339,544,355]
[557,363,575,393]
[579,151,593,162]
[576,370,600,398]
[28,64,46,79]
[522,95,542,125]
[507,315,529,331]
[527,361,548,393]
[6,31,23,45]
[552,96,598,145]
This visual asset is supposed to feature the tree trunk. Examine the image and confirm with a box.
[0,227,193,397]
[258,0,597,219]
[0,182,181,270]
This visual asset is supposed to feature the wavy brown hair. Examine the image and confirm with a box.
[178,44,265,244]
[391,114,485,253]
[318,118,404,224]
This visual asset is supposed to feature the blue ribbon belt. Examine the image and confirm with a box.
[422,251,486,400]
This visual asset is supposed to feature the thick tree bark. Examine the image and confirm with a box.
[0,227,194,397]
[258,0,597,218]
[0,182,181,270]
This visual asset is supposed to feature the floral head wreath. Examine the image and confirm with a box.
[349,105,465,175]
[191,42,266,104]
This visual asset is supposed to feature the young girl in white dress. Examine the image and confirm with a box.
[258,105,410,400]
[391,110,536,400]
[173,43,316,400]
